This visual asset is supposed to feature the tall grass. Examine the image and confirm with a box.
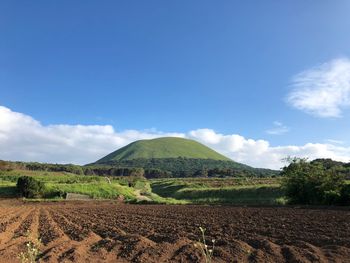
[0,181,17,197]
[45,182,136,200]
[0,170,285,204]
[0,170,186,203]
[0,170,139,200]
[151,178,284,205]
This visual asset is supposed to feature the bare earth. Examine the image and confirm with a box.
[0,199,349,263]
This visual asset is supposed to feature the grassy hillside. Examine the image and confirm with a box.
[92,137,278,177]
[95,137,231,163]
[151,178,285,205]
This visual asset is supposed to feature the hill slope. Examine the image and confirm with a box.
[96,137,231,163]
[92,137,278,178]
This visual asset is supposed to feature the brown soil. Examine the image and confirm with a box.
[0,199,349,262]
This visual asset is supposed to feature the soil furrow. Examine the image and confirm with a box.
[49,209,90,241]
[39,208,60,245]
[0,200,349,263]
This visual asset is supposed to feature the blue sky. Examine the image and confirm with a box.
[1,1,350,168]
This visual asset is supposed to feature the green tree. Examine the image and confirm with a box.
[16,176,45,198]
[281,158,345,205]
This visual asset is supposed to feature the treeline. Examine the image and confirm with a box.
[0,161,85,175]
[0,160,171,178]
[85,166,172,178]
[282,158,350,205]
[95,157,279,178]
[0,158,279,178]
[310,158,350,179]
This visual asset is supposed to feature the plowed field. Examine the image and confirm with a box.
[0,200,349,262]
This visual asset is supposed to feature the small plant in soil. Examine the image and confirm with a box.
[194,226,215,263]
[18,235,41,263]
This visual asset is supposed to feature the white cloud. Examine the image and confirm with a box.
[287,57,350,118]
[0,106,350,169]
[266,121,289,135]
[0,106,185,164]
[188,129,350,169]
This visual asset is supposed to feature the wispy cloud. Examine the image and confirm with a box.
[325,139,344,145]
[287,57,350,118]
[1,106,350,169]
[266,121,289,135]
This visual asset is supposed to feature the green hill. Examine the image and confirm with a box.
[92,137,278,178]
[96,137,231,163]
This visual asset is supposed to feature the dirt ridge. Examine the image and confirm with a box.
[0,200,349,262]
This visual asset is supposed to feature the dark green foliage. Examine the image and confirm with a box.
[92,157,278,178]
[16,176,45,198]
[281,158,350,205]
[0,160,84,175]
[25,162,84,175]
[43,189,66,199]
[83,166,145,177]
[338,184,350,205]
[144,168,172,178]
[0,158,278,179]
[311,158,350,179]
[0,186,17,198]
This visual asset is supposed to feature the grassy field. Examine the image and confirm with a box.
[0,171,132,200]
[0,169,284,204]
[0,169,186,204]
[151,177,285,205]
[0,181,17,197]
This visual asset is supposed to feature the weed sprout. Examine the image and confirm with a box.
[195,226,215,263]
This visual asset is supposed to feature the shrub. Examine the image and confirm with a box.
[16,176,45,198]
[43,189,66,199]
[281,158,346,205]
[338,184,350,205]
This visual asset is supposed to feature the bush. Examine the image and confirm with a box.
[338,184,350,205]
[16,176,45,198]
[281,158,346,205]
[43,189,66,199]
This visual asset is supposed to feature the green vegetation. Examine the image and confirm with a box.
[0,160,84,175]
[2,156,350,206]
[0,156,278,179]
[281,158,350,205]
[92,137,278,178]
[0,170,137,200]
[95,137,231,162]
[18,238,41,263]
[195,227,216,263]
[0,181,17,197]
[0,169,184,203]
[0,136,279,179]
[45,182,136,199]
[0,169,281,204]
[92,158,278,178]
[17,176,46,198]
[151,178,284,204]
